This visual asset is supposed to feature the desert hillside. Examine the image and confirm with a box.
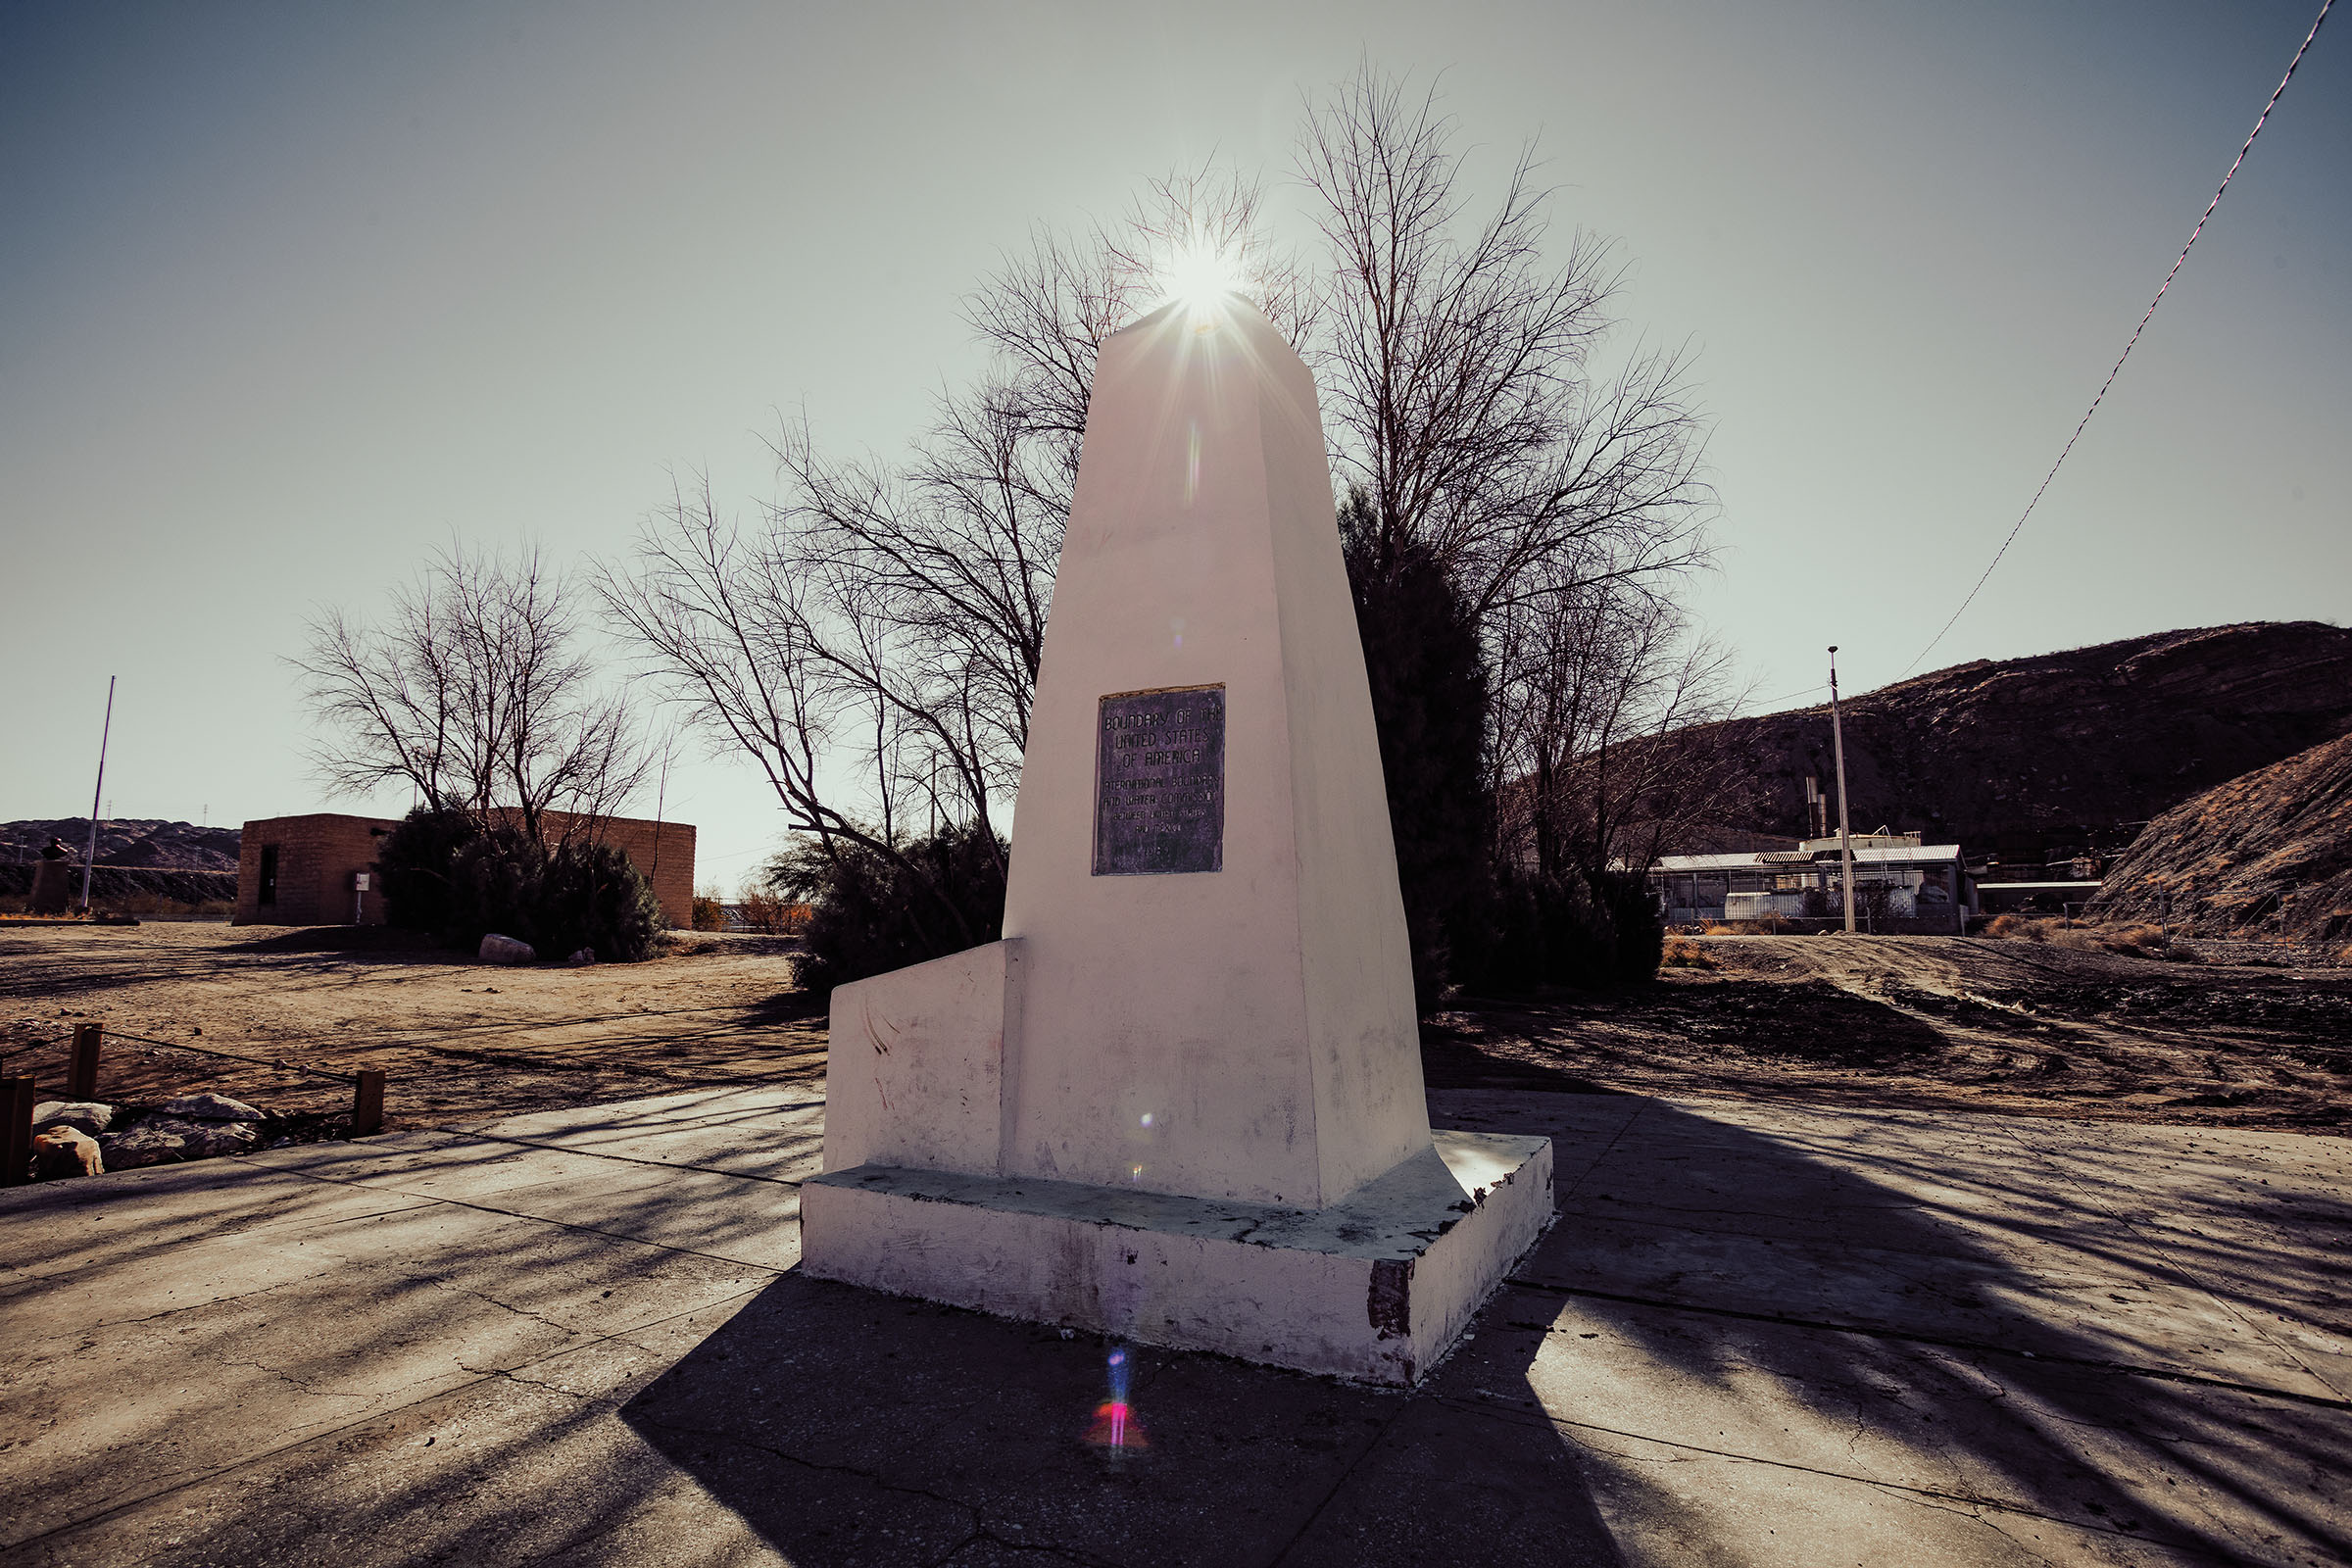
[2087,730,2352,946]
[0,818,241,871]
[1678,621,2352,852]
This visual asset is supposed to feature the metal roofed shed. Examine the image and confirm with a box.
[1649,836,1976,934]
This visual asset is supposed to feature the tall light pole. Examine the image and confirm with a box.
[1828,648,1856,934]
[81,675,116,911]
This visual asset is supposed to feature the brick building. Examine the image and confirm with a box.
[234,810,697,929]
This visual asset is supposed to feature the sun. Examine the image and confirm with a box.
[1154,236,1249,318]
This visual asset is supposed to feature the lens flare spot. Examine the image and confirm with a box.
[1085,1348,1148,1449]
[1085,1400,1147,1449]
[1139,1112,1154,1127]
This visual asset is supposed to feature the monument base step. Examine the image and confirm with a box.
[798,1129,1552,1385]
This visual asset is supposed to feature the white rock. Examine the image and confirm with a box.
[158,1092,264,1122]
[479,933,536,965]
[98,1117,261,1169]
[31,1101,114,1135]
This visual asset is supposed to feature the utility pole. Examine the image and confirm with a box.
[1828,648,1856,935]
[80,676,116,911]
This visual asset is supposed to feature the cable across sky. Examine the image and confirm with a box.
[1900,0,2334,680]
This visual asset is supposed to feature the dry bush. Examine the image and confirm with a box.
[1985,913,2048,942]
[691,892,725,932]
[2041,920,2176,957]
[1660,937,1714,969]
[734,888,810,935]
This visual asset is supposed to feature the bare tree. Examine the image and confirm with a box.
[596,470,1009,950]
[296,542,649,843]
[610,83,1725,960]
[1490,577,1752,884]
[601,167,1304,941]
[1297,67,1714,623]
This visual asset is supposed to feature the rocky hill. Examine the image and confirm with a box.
[1680,622,2352,854]
[2086,731,2352,945]
[0,818,241,872]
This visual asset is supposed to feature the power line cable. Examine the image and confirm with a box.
[1902,0,2333,679]
[1739,682,1829,716]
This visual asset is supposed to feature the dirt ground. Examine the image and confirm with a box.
[1425,933,2352,1133]
[0,924,825,1132]
[2,925,2346,1144]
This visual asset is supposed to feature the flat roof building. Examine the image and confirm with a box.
[234,810,696,929]
[1647,834,1976,934]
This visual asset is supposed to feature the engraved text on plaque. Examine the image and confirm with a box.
[1093,685,1225,875]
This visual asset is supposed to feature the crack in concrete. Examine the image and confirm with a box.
[0,1281,773,1555]
[1991,1119,2352,1409]
[1443,1394,2182,1548]
[1504,1279,2352,1411]
[443,1125,819,1187]
[249,1155,794,1271]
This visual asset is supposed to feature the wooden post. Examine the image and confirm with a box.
[352,1070,385,1137]
[2,1077,34,1188]
[69,1025,101,1102]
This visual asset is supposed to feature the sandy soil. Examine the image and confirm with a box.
[2,926,2345,1146]
[0,923,823,1131]
[1425,934,2352,1133]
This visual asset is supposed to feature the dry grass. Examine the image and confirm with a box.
[733,889,810,935]
[1660,937,1715,969]
[1991,915,2195,961]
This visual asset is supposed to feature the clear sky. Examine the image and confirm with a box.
[4,1,2345,895]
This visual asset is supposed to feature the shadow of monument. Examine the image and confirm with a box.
[618,1093,2350,1566]
[617,1269,1629,1568]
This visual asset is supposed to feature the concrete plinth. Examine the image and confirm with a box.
[801,1129,1551,1385]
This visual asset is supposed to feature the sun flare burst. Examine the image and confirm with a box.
[1154,236,1249,318]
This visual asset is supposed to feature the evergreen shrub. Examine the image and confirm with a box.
[765,823,1006,996]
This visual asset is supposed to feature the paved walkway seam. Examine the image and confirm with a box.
[1502,1278,2352,1411]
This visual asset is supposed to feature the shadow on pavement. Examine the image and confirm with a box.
[1452,1096,2352,1564]
[7,1086,2344,1565]
[623,1095,2351,1566]
[619,1271,1626,1567]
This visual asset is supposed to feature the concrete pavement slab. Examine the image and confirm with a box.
[3,1083,2345,1565]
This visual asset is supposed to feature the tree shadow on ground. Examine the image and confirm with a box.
[8,1085,2345,1566]
[1439,1092,2352,1564]
[742,987,828,1027]
[227,926,460,956]
[620,1094,2351,1566]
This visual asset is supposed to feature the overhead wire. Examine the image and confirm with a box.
[1901,0,2333,680]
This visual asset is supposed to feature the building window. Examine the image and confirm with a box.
[259,845,278,906]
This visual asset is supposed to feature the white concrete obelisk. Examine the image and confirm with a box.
[997,294,1430,1209]
[799,292,1549,1384]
